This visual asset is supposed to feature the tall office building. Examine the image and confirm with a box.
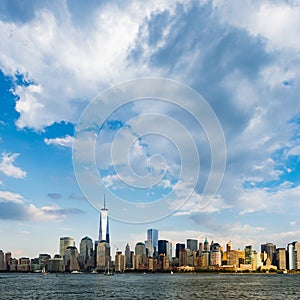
[147,229,158,258]
[245,245,252,265]
[175,243,185,258]
[96,197,111,270]
[115,251,126,272]
[125,243,132,269]
[64,246,79,272]
[0,250,5,271]
[158,240,167,256]
[288,241,300,270]
[47,254,64,273]
[288,242,296,270]
[210,242,222,266]
[59,237,75,257]
[203,238,209,252]
[145,240,153,257]
[261,243,276,265]
[5,252,11,271]
[276,248,286,270]
[157,240,172,260]
[80,236,93,258]
[295,242,300,270]
[187,239,198,252]
[166,241,172,260]
[135,242,146,256]
[79,236,94,270]
[99,196,110,244]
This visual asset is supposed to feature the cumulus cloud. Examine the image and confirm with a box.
[0,1,182,130]
[0,189,84,221]
[287,145,300,157]
[216,1,300,52]
[44,135,74,148]
[237,185,300,215]
[0,190,24,204]
[1,0,300,229]
[27,204,84,222]
[0,153,27,179]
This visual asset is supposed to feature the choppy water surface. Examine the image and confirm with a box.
[1,273,300,299]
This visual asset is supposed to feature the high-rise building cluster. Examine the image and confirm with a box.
[1,236,300,273]
[1,202,300,273]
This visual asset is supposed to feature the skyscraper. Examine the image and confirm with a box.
[175,243,185,258]
[135,242,146,256]
[203,238,209,252]
[99,196,110,244]
[0,250,5,271]
[295,242,300,270]
[5,252,11,271]
[158,240,168,256]
[245,245,252,265]
[147,229,158,258]
[59,237,75,257]
[187,239,198,252]
[96,197,111,271]
[79,236,94,270]
[125,243,132,269]
[166,241,172,260]
[261,243,276,265]
[276,248,286,270]
[288,242,296,270]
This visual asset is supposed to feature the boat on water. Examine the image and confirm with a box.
[170,271,174,275]
[71,270,83,274]
[41,267,48,275]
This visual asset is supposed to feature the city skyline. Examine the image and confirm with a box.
[1,189,300,273]
[1,0,300,259]
[1,228,300,273]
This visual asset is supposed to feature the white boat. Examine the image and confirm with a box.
[71,270,82,274]
[170,271,174,275]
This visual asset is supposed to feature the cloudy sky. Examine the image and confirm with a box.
[1,0,300,258]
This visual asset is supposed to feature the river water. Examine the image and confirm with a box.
[1,273,300,299]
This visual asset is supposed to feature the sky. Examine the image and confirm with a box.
[1,0,300,258]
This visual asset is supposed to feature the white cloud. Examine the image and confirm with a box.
[27,204,65,222]
[1,1,300,237]
[173,193,231,215]
[238,185,300,215]
[0,153,27,179]
[44,135,74,148]
[287,145,300,157]
[0,189,81,222]
[0,190,24,204]
[0,1,183,130]
[216,1,300,52]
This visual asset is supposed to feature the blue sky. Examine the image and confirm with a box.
[1,0,300,258]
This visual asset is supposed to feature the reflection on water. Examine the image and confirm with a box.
[1,273,300,299]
